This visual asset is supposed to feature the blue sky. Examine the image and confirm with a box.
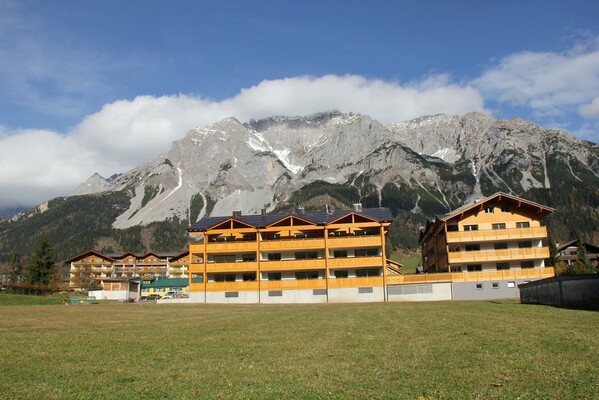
[1,0,598,208]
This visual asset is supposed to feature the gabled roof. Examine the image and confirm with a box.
[142,278,189,288]
[438,192,554,222]
[188,207,394,232]
[64,250,115,264]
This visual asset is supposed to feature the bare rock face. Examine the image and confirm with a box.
[70,111,598,229]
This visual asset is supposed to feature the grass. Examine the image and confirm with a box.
[391,249,421,273]
[0,296,597,399]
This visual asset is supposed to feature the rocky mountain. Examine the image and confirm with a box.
[2,111,598,261]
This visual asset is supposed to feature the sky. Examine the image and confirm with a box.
[0,0,598,210]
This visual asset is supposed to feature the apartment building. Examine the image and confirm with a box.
[65,250,189,290]
[187,206,394,303]
[418,192,555,300]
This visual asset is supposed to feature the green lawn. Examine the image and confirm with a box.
[0,297,597,399]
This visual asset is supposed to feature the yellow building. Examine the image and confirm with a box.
[417,192,555,300]
[65,250,189,290]
[187,206,394,303]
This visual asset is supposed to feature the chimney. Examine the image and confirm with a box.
[352,203,363,212]
[261,208,267,217]
[297,206,305,215]
[232,210,242,219]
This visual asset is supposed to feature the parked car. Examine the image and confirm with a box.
[146,294,161,300]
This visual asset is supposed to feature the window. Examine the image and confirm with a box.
[501,206,510,213]
[267,253,281,261]
[467,264,482,272]
[267,233,280,240]
[214,274,235,282]
[465,244,480,252]
[507,281,516,288]
[492,282,500,289]
[334,270,349,278]
[333,250,348,258]
[358,287,374,294]
[518,241,532,248]
[242,253,256,262]
[213,254,236,263]
[295,251,318,260]
[516,221,530,228]
[521,261,534,269]
[295,271,319,280]
[496,262,510,270]
[355,268,380,277]
[225,292,239,298]
[267,273,281,281]
[268,291,283,297]
[485,207,494,214]
[492,223,506,230]
[463,224,479,231]
[331,231,347,237]
[494,242,508,250]
[191,273,203,283]
[242,273,256,281]
[313,289,327,296]
[242,234,256,241]
[294,233,308,238]
[355,248,379,257]
[475,283,483,290]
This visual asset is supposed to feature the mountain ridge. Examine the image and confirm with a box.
[2,111,598,262]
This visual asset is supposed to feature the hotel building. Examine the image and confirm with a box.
[418,192,555,300]
[187,206,394,303]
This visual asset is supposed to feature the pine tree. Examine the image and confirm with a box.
[9,252,24,283]
[27,237,56,285]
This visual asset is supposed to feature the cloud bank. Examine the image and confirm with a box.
[0,74,485,208]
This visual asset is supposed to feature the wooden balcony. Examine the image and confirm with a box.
[205,261,258,273]
[327,276,384,288]
[205,281,260,292]
[205,240,258,252]
[327,256,384,268]
[259,258,326,271]
[446,226,547,243]
[260,279,327,290]
[327,235,382,248]
[448,247,550,263]
[259,238,325,251]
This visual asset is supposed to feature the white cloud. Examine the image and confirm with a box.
[473,39,599,118]
[579,97,599,118]
[0,74,485,208]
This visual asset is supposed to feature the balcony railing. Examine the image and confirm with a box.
[327,256,384,268]
[206,240,258,252]
[327,276,383,288]
[205,281,260,292]
[385,267,555,285]
[327,236,382,248]
[446,226,547,243]
[259,237,325,251]
[448,247,550,263]
[260,279,327,290]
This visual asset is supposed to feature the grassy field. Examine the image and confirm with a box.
[0,295,597,399]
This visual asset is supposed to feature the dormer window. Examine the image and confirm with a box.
[484,207,494,214]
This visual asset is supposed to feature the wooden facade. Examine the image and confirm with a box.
[419,192,555,276]
[187,206,394,302]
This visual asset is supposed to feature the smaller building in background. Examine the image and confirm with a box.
[65,250,189,290]
[141,278,189,298]
[556,240,599,269]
